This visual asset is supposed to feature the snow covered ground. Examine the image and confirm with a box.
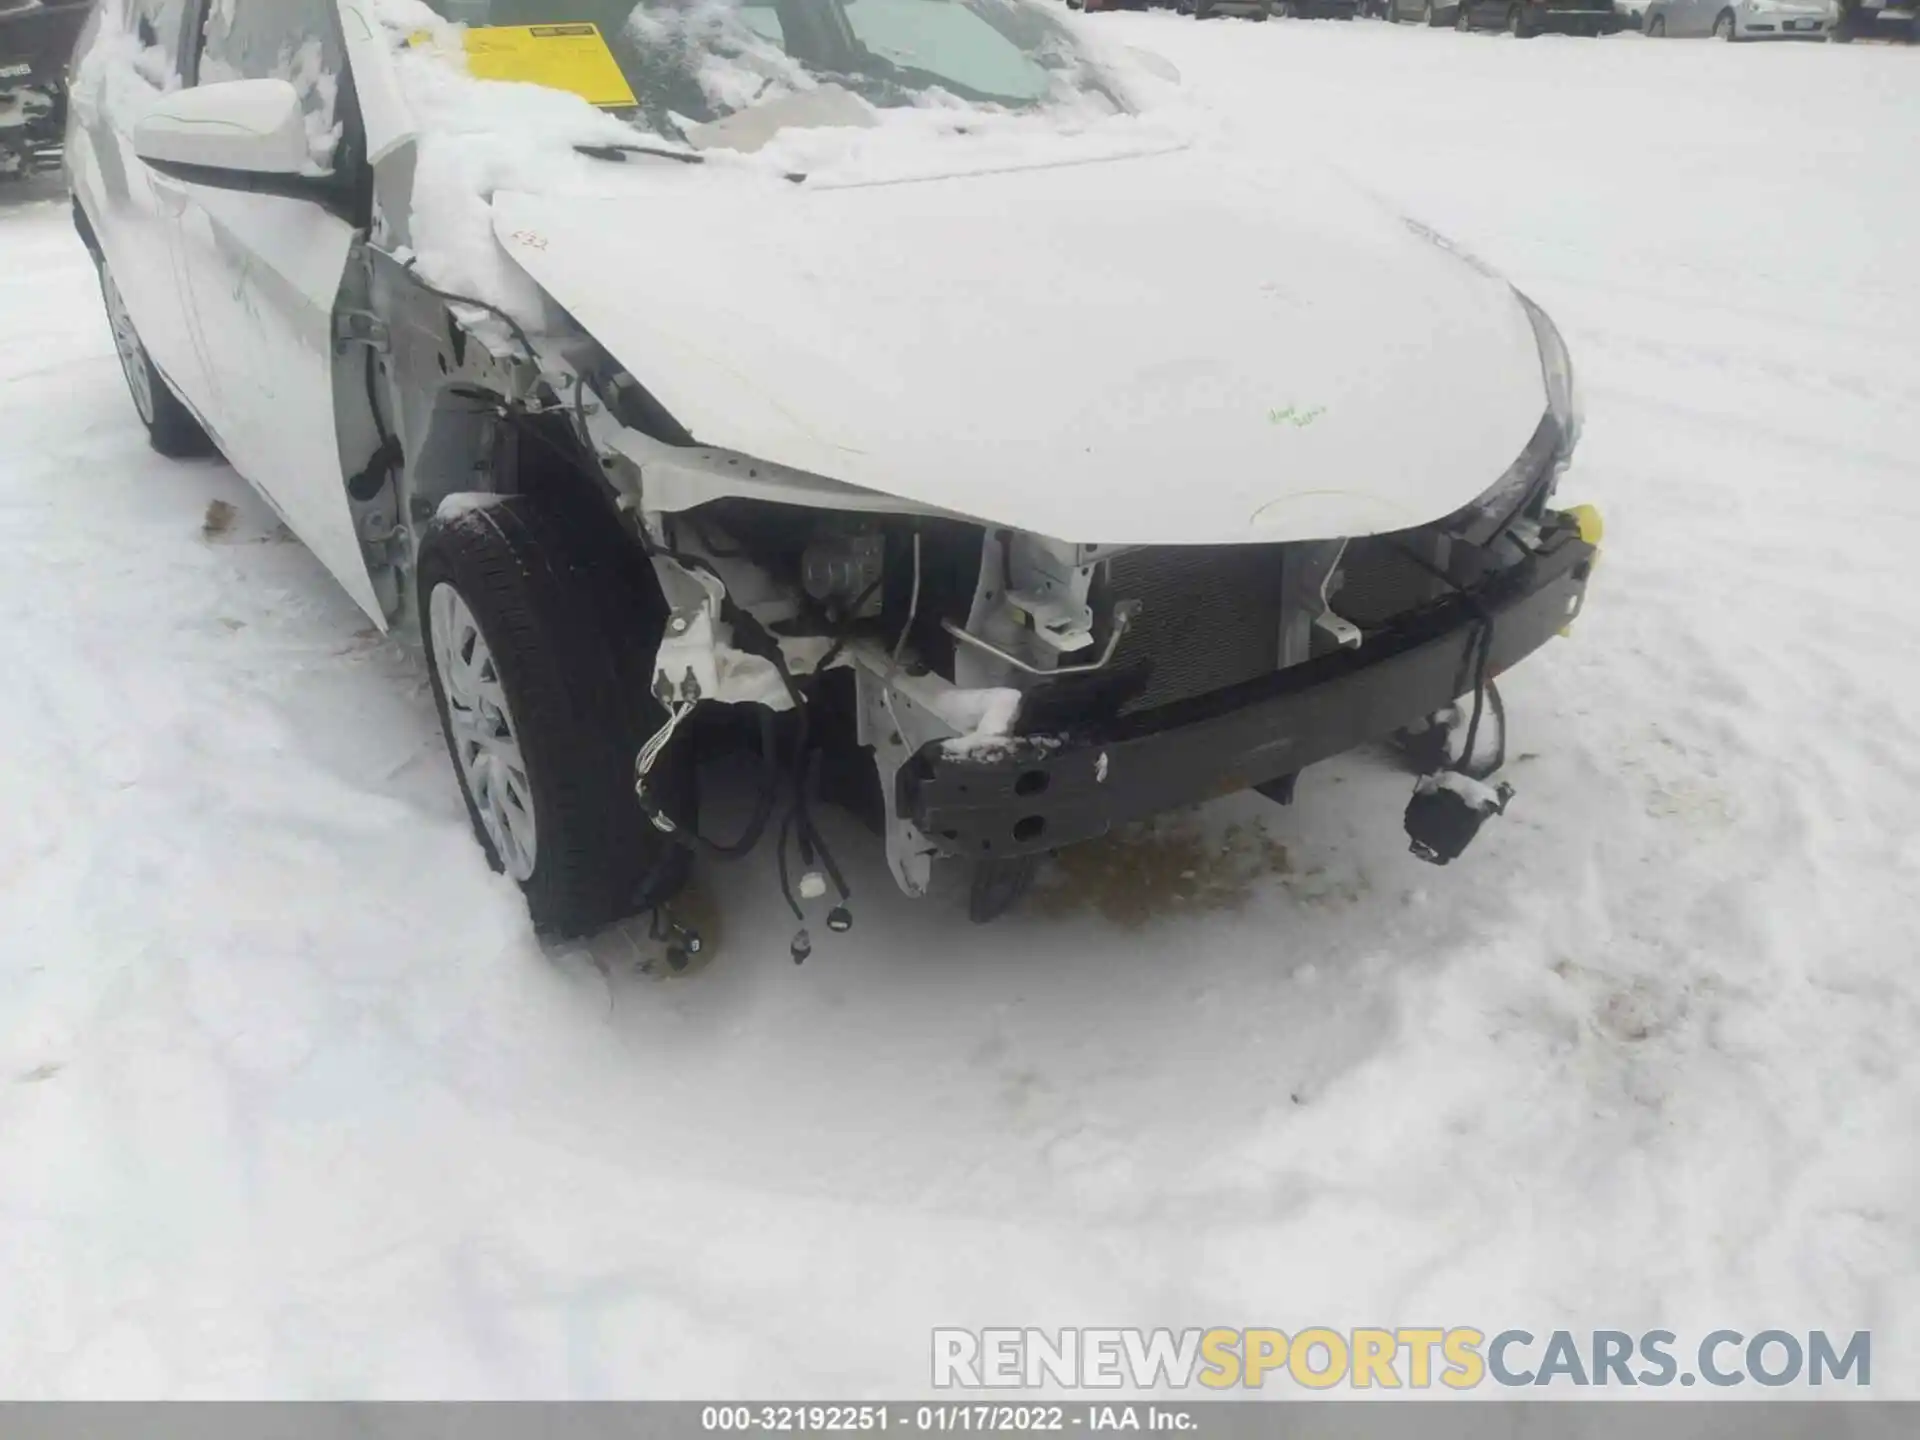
[3,13,1919,1401]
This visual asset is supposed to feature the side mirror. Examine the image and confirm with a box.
[134,78,320,183]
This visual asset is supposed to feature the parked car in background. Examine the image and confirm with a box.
[1645,0,1834,34]
[1277,0,1359,17]
[1386,0,1453,24]
[1175,0,1273,18]
[1643,0,1835,32]
[1452,0,1619,30]
[1832,0,1916,38]
[0,0,89,180]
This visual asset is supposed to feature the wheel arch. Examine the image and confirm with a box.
[355,245,669,630]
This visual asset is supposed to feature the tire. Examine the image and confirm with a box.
[1713,7,1735,35]
[418,495,691,937]
[1508,2,1533,32]
[1456,2,1473,26]
[1648,12,1665,32]
[1252,0,1271,17]
[99,264,213,460]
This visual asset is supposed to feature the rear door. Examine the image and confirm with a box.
[156,0,382,619]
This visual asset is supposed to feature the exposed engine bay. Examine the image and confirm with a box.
[626,480,1568,906]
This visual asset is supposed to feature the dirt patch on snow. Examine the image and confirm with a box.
[1032,815,1297,929]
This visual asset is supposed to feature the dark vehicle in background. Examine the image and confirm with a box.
[0,0,88,179]
[1277,0,1359,17]
[1386,0,1452,21]
[1833,0,1917,38]
[1449,0,1619,29]
[1174,0,1274,18]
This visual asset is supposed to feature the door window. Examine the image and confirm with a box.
[129,0,195,81]
[195,0,349,171]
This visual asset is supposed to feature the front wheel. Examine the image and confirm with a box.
[1713,7,1736,35]
[418,495,691,937]
[99,265,213,459]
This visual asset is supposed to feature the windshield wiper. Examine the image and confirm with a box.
[574,141,705,166]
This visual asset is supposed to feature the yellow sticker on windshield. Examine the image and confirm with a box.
[441,23,638,110]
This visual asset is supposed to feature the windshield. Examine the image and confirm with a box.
[419,0,1122,137]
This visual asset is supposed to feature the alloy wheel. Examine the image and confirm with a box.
[430,581,539,881]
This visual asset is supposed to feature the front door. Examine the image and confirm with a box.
[154,0,382,621]
[67,0,214,423]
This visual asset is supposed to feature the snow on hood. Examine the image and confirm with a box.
[366,0,1185,314]
[492,148,1547,544]
[368,1,1542,543]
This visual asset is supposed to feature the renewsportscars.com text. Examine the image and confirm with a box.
[932,1327,1871,1391]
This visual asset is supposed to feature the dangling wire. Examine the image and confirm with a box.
[1391,542,1503,776]
[634,701,696,831]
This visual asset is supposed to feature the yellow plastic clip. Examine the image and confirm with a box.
[1557,504,1602,638]
[1565,503,1604,548]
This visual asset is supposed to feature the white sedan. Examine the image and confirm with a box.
[1644,0,1837,36]
[65,0,1600,944]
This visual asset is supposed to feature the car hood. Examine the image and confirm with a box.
[494,147,1548,545]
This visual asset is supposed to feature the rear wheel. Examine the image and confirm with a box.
[418,495,690,937]
[1648,12,1666,31]
[99,265,213,459]
[1456,2,1473,27]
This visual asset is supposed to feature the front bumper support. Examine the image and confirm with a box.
[899,524,1596,862]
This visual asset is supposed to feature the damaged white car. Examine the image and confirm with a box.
[66,0,1601,949]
